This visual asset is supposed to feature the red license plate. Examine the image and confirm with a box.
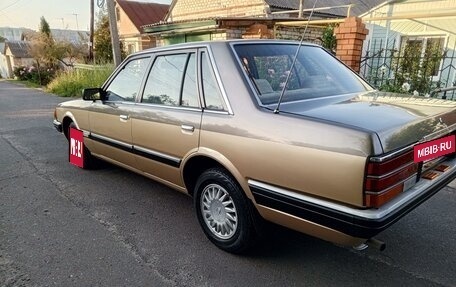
[414,135,455,163]
[69,127,84,168]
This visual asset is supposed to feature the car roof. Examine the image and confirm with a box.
[131,39,321,57]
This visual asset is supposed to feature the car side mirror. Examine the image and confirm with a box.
[82,88,106,101]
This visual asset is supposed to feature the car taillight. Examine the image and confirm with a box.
[364,150,417,208]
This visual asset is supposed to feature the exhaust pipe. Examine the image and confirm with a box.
[367,238,386,251]
[352,238,386,251]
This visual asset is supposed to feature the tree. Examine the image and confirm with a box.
[29,16,88,68]
[26,16,88,85]
[93,13,113,63]
[320,25,337,54]
[93,11,125,63]
[39,16,51,37]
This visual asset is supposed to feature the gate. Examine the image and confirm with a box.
[360,38,456,100]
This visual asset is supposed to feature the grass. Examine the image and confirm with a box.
[46,66,114,97]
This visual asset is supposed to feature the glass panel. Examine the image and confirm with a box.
[234,44,369,105]
[181,53,199,107]
[201,52,226,110]
[105,57,150,102]
[142,54,187,106]
[400,36,445,77]
[425,37,445,76]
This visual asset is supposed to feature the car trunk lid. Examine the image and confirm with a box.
[279,91,456,153]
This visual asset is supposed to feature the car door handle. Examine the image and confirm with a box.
[181,125,195,132]
[119,115,129,121]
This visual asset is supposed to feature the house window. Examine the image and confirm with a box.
[399,35,445,77]
[127,44,136,54]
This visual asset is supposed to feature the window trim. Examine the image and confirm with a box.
[397,34,448,81]
[139,49,202,110]
[102,55,152,104]
[230,42,371,108]
[180,53,199,108]
[100,45,233,115]
[198,47,233,115]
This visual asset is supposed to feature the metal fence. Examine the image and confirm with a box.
[360,38,456,99]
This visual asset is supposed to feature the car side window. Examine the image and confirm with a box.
[105,57,151,102]
[201,52,226,111]
[142,53,198,108]
[181,53,198,107]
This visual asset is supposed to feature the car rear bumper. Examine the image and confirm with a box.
[53,119,62,133]
[249,156,456,239]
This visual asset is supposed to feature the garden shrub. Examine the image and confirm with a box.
[13,65,56,85]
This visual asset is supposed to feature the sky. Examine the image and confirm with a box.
[0,0,171,31]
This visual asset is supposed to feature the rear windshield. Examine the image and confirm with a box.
[233,43,371,106]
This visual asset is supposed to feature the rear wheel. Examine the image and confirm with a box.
[194,168,257,254]
[68,122,97,169]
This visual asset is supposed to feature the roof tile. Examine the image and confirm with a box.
[116,0,169,32]
[265,0,384,16]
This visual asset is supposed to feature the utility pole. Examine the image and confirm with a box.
[56,18,65,29]
[72,13,79,30]
[89,0,94,62]
[106,0,122,66]
[298,0,304,18]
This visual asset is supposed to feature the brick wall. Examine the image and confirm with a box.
[226,28,243,39]
[211,32,227,40]
[116,5,139,36]
[168,0,268,21]
[334,17,368,72]
[156,38,165,47]
[275,26,324,45]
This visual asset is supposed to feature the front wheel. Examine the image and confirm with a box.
[194,168,257,254]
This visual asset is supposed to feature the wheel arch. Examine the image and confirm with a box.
[61,112,79,140]
[182,148,253,200]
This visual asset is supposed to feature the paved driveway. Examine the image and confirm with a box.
[1,80,455,286]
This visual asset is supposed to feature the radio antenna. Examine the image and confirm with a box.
[274,0,319,114]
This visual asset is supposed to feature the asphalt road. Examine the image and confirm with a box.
[0,80,455,287]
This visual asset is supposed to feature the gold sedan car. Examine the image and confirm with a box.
[54,40,456,253]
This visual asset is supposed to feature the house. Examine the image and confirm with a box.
[50,29,89,45]
[0,27,34,42]
[20,29,89,45]
[115,0,169,53]
[0,27,90,78]
[144,0,382,46]
[360,0,456,98]
[0,41,34,78]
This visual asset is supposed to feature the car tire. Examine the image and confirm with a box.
[194,168,257,254]
[68,122,98,169]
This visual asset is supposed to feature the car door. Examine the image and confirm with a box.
[87,56,151,168]
[131,50,202,188]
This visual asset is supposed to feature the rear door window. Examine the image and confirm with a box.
[201,51,227,111]
[142,53,199,108]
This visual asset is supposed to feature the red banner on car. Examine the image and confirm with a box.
[69,127,84,168]
[414,135,455,163]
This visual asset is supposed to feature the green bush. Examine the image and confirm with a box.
[47,66,113,97]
